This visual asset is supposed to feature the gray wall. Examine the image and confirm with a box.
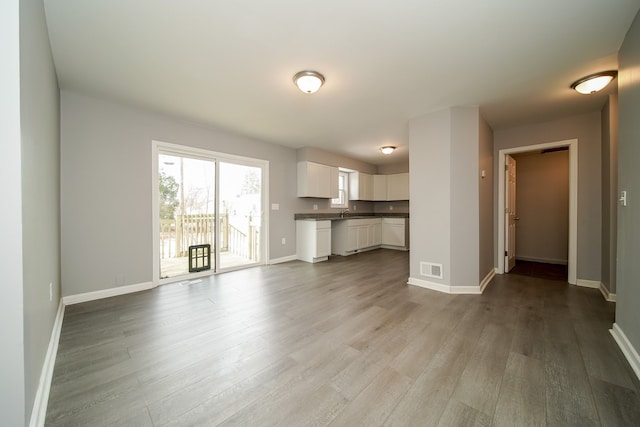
[297,146,377,174]
[0,0,61,424]
[409,107,485,288]
[409,109,452,285]
[450,107,480,287]
[512,151,569,264]
[494,112,602,282]
[377,161,409,174]
[616,10,640,360]
[20,0,62,419]
[61,91,305,296]
[601,94,618,294]
[479,115,494,281]
[0,0,25,424]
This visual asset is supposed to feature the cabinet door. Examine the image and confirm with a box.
[387,173,409,200]
[349,172,373,200]
[328,166,339,199]
[373,175,387,201]
[357,225,369,249]
[298,161,338,198]
[370,222,382,246]
[382,223,405,246]
[316,228,332,257]
[347,226,359,251]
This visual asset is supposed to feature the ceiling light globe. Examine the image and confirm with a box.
[571,71,617,95]
[380,146,396,155]
[293,71,325,94]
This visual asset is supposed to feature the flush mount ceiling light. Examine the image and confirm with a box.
[571,70,617,94]
[293,70,325,94]
[380,146,396,155]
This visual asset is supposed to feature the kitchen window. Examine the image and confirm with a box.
[331,171,349,208]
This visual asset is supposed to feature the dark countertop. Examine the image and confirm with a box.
[294,212,409,220]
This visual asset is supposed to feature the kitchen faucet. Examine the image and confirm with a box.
[340,208,349,218]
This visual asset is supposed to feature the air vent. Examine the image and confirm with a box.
[420,262,443,279]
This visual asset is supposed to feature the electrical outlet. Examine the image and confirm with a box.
[281,237,286,245]
[49,282,53,301]
[313,204,318,210]
[389,205,394,211]
[353,205,357,211]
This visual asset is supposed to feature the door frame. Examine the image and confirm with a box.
[497,139,577,284]
[151,140,269,286]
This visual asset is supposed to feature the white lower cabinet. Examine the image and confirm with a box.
[296,220,331,263]
[332,218,382,256]
[382,218,408,249]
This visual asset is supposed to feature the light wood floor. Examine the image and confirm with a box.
[46,249,640,426]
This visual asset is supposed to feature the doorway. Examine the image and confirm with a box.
[497,139,577,284]
[152,141,268,285]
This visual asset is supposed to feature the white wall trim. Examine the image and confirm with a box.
[599,283,616,302]
[576,279,601,289]
[576,279,617,303]
[497,139,577,284]
[28,300,64,427]
[62,281,155,305]
[515,256,568,265]
[408,277,482,294]
[480,269,495,293]
[268,255,298,265]
[610,323,640,382]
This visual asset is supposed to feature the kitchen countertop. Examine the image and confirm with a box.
[294,212,409,221]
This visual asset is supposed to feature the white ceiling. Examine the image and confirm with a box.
[43,0,640,165]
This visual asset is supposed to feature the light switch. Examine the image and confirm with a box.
[620,190,628,207]
[271,203,279,210]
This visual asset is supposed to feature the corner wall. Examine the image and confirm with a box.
[601,94,619,294]
[409,107,484,291]
[478,116,494,282]
[20,0,62,420]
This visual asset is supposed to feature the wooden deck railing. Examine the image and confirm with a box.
[160,213,258,261]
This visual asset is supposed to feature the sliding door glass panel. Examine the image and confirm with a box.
[159,154,216,279]
[218,162,262,270]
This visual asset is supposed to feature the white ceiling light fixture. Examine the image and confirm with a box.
[293,70,325,94]
[380,146,396,155]
[571,70,617,94]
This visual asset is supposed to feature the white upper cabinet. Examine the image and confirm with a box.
[349,172,373,200]
[297,161,339,198]
[386,173,409,200]
[373,175,387,201]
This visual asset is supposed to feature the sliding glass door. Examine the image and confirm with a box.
[218,161,263,270]
[155,143,266,282]
[158,154,216,279]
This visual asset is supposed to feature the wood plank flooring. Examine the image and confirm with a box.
[46,249,640,426]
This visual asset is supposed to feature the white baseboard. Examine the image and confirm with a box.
[62,281,155,305]
[515,256,568,265]
[268,255,298,265]
[576,279,601,289]
[610,323,640,382]
[599,283,617,302]
[494,267,501,274]
[575,279,617,303]
[408,277,482,294]
[29,300,65,427]
[480,269,495,293]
